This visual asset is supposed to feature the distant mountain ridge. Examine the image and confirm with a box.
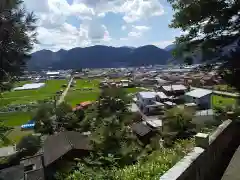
[27,45,171,70]
[164,44,176,51]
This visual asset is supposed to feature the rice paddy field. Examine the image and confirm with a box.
[0,79,68,145]
[0,79,67,107]
[65,79,145,106]
[212,95,237,108]
[0,112,33,127]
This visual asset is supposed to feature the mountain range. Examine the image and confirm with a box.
[27,45,172,70]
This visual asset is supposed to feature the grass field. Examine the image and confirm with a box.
[65,79,145,106]
[212,95,237,108]
[6,127,33,144]
[0,112,33,127]
[0,79,67,107]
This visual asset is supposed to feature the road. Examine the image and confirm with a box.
[57,77,74,105]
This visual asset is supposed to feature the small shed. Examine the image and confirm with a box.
[132,122,154,144]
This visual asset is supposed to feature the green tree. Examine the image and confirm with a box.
[69,88,144,179]
[0,120,11,145]
[98,88,130,117]
[87,114,142,167]
[164,107,195,139]
[34,102,83,133]
[80,88,131,132]
[17,134,41,157]
[34,103,54,135]
[55,102,81,131]
[0,0,37,92]
[169,0,240,90]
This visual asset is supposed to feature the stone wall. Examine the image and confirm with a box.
[160,119,240,180]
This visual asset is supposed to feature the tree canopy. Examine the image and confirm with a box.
[0,0,37,91]
[169,0,240,89]
[169,0,239,55]
[34,102,84,134]
[17,134,41,157]
[79,88,143,168]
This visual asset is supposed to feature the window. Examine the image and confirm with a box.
[24,164,35,172]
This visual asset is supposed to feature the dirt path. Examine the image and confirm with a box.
[57,77,74,105]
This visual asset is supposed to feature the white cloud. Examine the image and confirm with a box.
[34,21,110,52]
[121,0,164,23]
[23,0,166,51]
[121,25,127,31]
[72,0,164,22]
[23,0,112,51]
[127,25,151,38]
[128,31,142,37]
[132,25,151,31]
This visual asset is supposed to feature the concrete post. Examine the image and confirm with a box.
[195,133,209,149]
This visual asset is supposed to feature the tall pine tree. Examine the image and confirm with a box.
[0,0,37,91]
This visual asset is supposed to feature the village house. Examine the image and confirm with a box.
[185,88,213,109]
[160,84,187,97]
[43,131,91,179]
[136,92,164,115]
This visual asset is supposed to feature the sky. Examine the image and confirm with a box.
[23,0,182,52]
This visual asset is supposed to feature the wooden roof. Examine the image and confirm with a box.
[43,131,91,166]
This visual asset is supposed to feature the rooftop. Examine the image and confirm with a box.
[156,91,168,99]
[162,85,187,91]
[0,165,24,180]
[185,88,212,98]
[146,119,162,128]
[138,92,157,99]
[132,122,152,137]
[43,131,91,166]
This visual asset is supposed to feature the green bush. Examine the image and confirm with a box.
[66,139,194,180]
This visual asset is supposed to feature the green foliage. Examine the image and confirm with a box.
[0,0,37,91]
[1,80,67,107]
[0,120,11,145]
[59,88,196,180]
[34,101,83,133]
[65,163,115,180]
[78,88,143,167]
[212,95,237,108]
[0,112,32,127]
[16,134,41,157]
[164,107,194,132]
[34,103,54,135]
[168,0,240,91]
[66,139,194,180]
[88,115,142,167]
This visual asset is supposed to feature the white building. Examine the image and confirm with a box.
[136,92,164,114]
[185,88,213,109]
[46,71,60,79]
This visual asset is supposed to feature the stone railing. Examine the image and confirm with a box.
[160,119,240,180]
